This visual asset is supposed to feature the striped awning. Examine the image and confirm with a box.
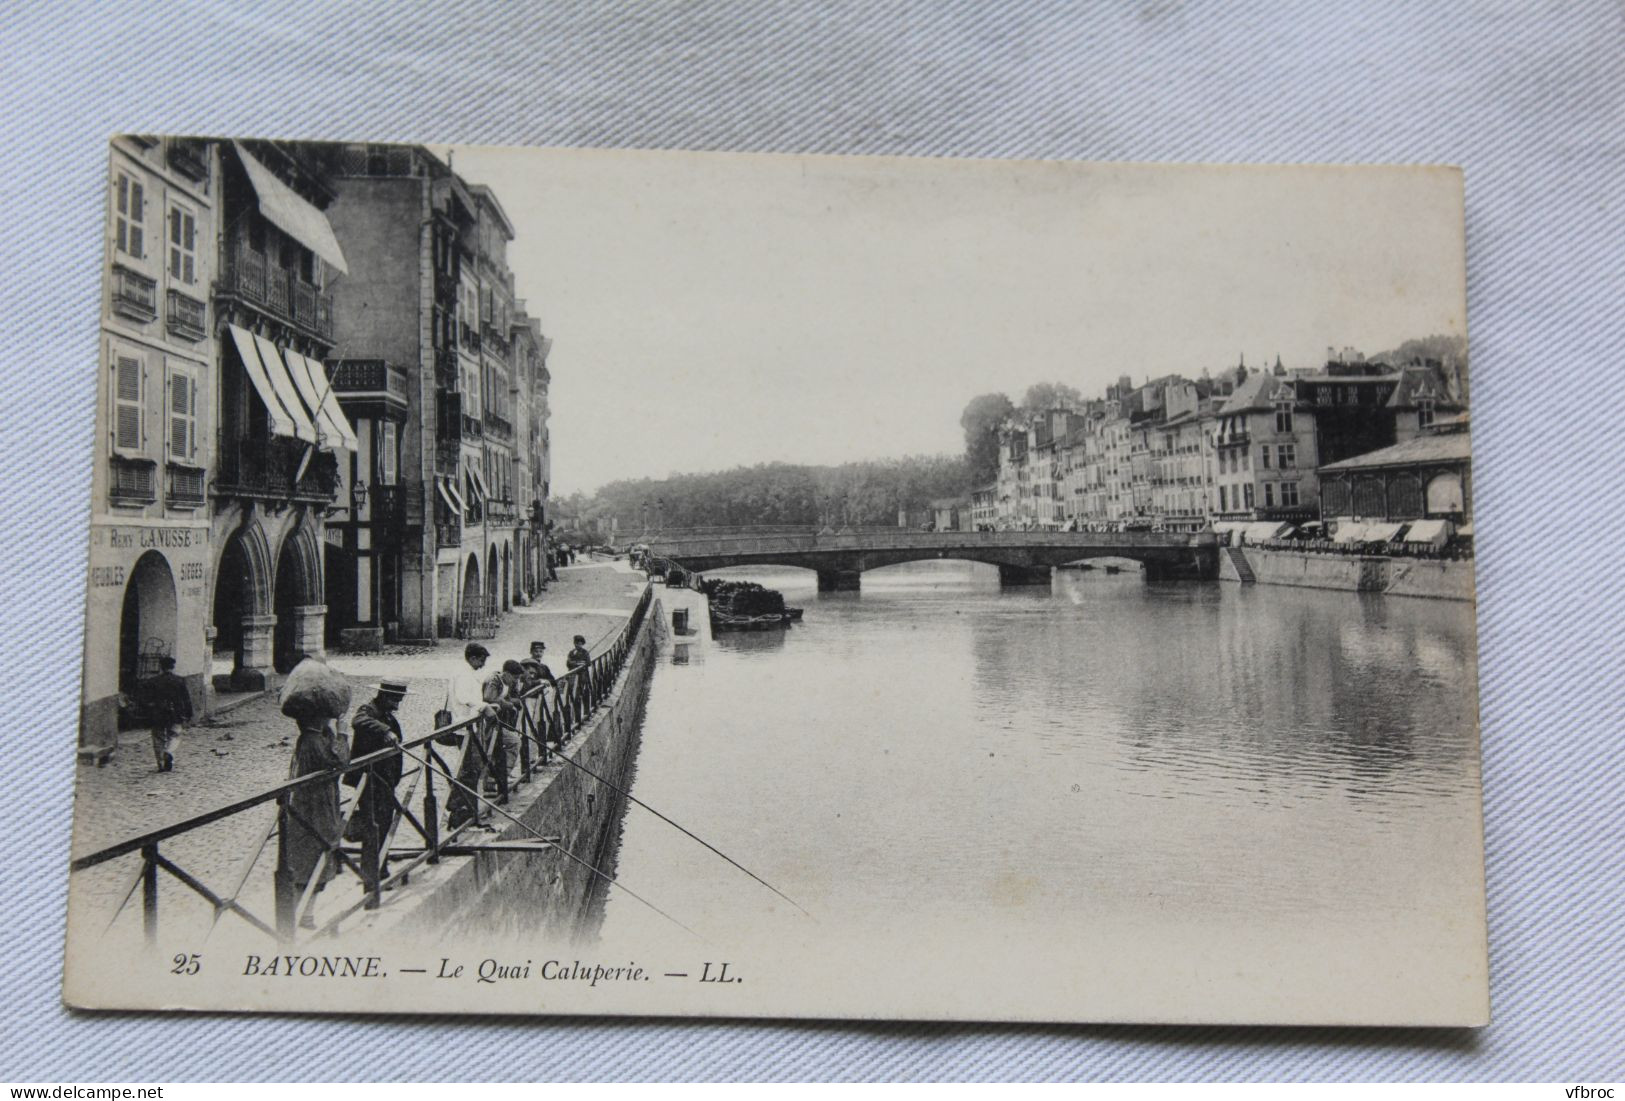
[233,141,348,273]
[226,325,313,443]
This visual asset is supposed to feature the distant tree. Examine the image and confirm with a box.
[1375,334,1470,403]
[959,392,1015,487]
[1019,381,1084,413]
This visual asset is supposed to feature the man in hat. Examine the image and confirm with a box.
[526,641,560,690]
[344,679,408,889]
[566,635,592,672]
[140,655,193,772]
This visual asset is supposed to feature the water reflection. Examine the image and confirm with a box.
[601,560,1482,969]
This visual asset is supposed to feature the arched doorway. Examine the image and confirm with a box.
[486,545,499,617]
[461,553,481,624]
[212,535,252,685]
[119,552,178,729]
[211,522,273,689]
[273,529,321,673]
[501,542,511,611]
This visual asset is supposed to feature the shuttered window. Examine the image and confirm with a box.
[167,367,196,462]
[115,172,145,259]
[168,204,196,284]
[113,352,144,453]
[380,420,397,485]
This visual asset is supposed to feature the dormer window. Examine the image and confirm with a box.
[1418,397,1436,428]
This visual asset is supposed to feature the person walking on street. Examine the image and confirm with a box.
[343,679,409,890]
[445,643,497,830]
[140,655,193,772]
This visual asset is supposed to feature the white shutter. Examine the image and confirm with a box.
[113,353,143,453]
[168,370,193,461]
[381,421,397,485]
[129,179,145,258]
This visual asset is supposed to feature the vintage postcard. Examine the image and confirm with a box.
[65,139,1486,1025]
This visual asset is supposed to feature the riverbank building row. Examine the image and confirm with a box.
[83,138,554,753]
[990,352,1468,536]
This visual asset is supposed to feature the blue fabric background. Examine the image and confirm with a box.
[2,0,1620,1081]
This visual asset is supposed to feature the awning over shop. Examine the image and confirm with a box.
[1333,520,1368,543]
[284,350,358,451]
[233,141,348,273]
[1242,521,1292,544]
[436,476,467,518]
[226,325,310,443]
[446,477,467,516]
[1455,522,1474,539]
[1363,521,1408,544]
[252,335,321,445]
[1404,518,1453,547]
[1210,521,1243,535]
[466,460,489,502]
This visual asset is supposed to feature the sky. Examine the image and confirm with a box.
[450,146,1466,495]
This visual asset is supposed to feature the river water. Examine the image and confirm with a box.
[596,561,1486,1024]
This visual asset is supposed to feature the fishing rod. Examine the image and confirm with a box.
[499,716,812,920]
[395,742,701,941]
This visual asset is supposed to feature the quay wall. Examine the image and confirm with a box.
[381,599,665,941]
[1222,547,1475,602]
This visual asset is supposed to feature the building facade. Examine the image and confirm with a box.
[83,137,221,747]
[323,144,553,643]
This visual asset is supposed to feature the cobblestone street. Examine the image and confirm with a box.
[68,558,646,942]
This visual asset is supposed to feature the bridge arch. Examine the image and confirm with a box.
[649,529,1218,590]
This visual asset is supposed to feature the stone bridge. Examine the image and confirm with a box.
[643,528,1220,590]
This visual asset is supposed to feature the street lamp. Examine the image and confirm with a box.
[350,480,368,515]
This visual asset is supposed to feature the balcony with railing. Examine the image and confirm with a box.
[219,241,334,341]
[461,413,484,441]
[213,435,338,504]
[111,265,158,324]
[165,289,207,342]
[165,463,206,508]
[330,358,411,415]
[485,412,514,442]
[109,457,157,506]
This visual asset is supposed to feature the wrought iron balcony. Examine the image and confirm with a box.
[165,289,207,342]
[485,413,514,441]
[330,358,410,415]
[436,522,461,549]
[461,413,484,440]
[219,241,334,341]
[109,457,157,506]
[111,265,158,324]
[213,436,338,504]
[165,463,206,508]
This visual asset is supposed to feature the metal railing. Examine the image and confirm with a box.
[71,583,656,944]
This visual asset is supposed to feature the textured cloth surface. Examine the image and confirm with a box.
[2,0,1621,1082]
